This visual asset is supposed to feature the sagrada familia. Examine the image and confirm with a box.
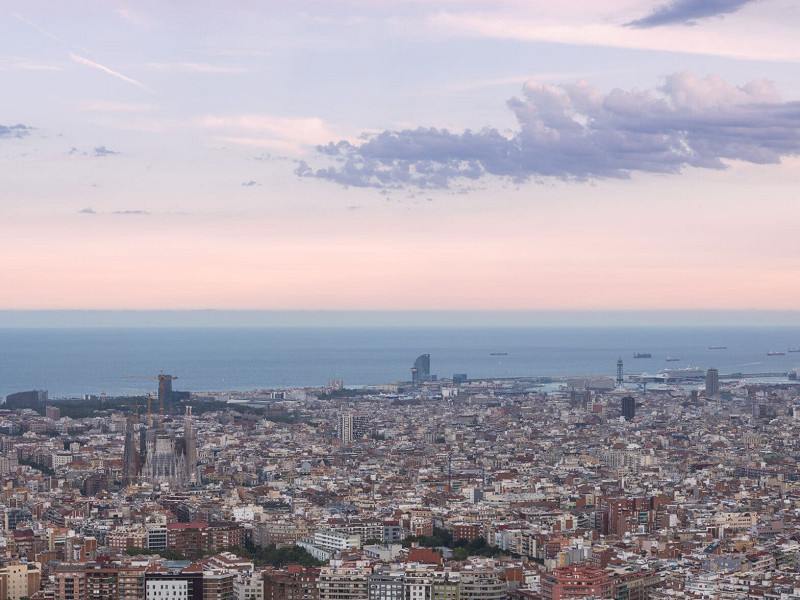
[122,405,199,489]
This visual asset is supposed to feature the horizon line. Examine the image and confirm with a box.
[1,309,800,328]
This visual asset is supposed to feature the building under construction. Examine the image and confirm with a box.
[122,402,199,490]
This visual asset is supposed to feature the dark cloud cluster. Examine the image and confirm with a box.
[625,0,757,28]
[79,208,150,215]
[94,145,119,157]
[296,129,495,189]
[241,180,259,187]
[0,123,32,138]
[298,72,800,189]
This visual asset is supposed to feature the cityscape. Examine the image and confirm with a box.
[0,353,800,600]
[3,0,800,600]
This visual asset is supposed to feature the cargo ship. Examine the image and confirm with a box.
[633,353,652,358]
[789,348,800,353]
[665,357,680,362]
[708,346,727,350]
[767,351,785,356]
[489,352,508,356]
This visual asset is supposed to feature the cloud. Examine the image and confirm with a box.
[80,208,152,215]
[0,58,62,72]
[427,10,798,62]
[13,13,62,43]
[626,0,758,28]
[80,101,158,113]
[200,114,342,155]
[69,52,149,90]
[116,7,149,26]
[241,180,259,186]
[0,124,32,138]
[299,72,800,189]
[94,146,119,157]
[138,62,250,74]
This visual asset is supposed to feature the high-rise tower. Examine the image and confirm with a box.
[706,368,720,396]
[411,354,435,384]
[338,413,368,443]
[616,359,623,388]
[621,396,635,421]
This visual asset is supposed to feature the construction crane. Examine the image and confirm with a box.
[122,371,178,432]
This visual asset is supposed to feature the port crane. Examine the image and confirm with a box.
[121,371,177,432]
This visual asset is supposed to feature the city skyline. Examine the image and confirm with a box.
[2,1,799,311]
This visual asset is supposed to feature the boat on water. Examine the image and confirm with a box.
[665,357,680,362]
[633,353,651,358]
[489,352,508,356]
[789,348,800,353]
[708,346,727,350]
[767,351,786,356]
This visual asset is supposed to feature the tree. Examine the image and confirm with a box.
[220,543,324,567]
[452,547,469,561]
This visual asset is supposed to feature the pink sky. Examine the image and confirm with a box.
[2,1,799,311]
[3,158,798,310]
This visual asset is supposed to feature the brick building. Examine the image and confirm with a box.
[54,563,86,600]
[542,565,614,600]
[263,565,320,600]
[452,523,483,543]
[167,522,244,558]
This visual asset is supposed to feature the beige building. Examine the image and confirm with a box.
[319,561,372,600]
[458,569,504,600]
[0,560,41,600]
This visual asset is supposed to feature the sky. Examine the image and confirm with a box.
[2,0,800,314]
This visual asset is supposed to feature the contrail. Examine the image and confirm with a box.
[70,52,150,91]
[13,13,62,43]
[17,13,152,93]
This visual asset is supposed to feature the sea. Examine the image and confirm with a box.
[1,326,799,399]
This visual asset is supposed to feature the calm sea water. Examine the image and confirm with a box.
[1,327,799,398]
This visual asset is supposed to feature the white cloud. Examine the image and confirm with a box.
[200,114,344,155]
[0,57,62,72]
[426,7,800,62]
[414,72,594,97]
[137,62,251,74]
[80,101,159,112]
[116,7,150,26]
